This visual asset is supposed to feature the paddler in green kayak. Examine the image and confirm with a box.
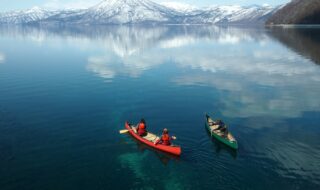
[206,115,228,136]
[211,119,228,137]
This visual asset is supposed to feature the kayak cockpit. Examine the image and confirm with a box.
[207,117,236,142]
[129,124,159,143]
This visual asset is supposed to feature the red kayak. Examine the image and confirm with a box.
[125,122,181,156]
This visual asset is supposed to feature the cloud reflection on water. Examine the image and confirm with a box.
[2,25,320,119]
[0,52,5,63]
[1,25,320,187]
[171,44,320,118]
[82,26,320,119]
[86,26,269,78]
[87,50,166,80]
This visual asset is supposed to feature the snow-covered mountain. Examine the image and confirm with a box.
[0,6,57,24]
[160,2,198,13]
[0,0,281,25]
[68,0,181,24]
[182,4,279,25]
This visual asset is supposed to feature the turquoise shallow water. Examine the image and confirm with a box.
[0,25,319,190]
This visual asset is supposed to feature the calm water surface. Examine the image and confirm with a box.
[0,25,319,190]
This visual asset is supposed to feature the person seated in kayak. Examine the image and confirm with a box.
[155,128,176,145]
[220,126,229,137]
[213,120,228,137]
[212,119,224,126]
[136,118,147,137]
[206,115,224,127]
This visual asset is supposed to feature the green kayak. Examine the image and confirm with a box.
[205,114,238,150]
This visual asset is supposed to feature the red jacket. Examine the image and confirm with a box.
[137,123,146,136]
[160,134,171,145]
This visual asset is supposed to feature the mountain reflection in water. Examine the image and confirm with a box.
[13,24,317,119]
[269,26,320,65]
[0,25,319,189]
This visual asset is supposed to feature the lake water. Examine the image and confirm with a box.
[0,25,319,190]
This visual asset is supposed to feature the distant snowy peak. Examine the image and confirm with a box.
[25,6,44,14]
[1,6,49,17]
[81,0,181,24]
[160,2,198,12]
[205,4,274,13]
[207,5,242,12]
[90,0,179,14]
[192,4,276,24]
[0,7,56,24]
[0,0,280,25]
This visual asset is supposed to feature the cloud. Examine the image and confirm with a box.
[83,26,320,119]
[87,56,117,80]
[217,34,240,44]
[160,36,196,48]
[0,52,5,63]
[170,42,320,118]
[87,49,166,80]
[4,25,318,119]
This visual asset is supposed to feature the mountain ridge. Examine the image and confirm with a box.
[0,0,280,25]
[267,0,320,25]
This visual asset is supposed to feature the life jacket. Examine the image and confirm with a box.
[137,123,146,136]
[161,134,171,145]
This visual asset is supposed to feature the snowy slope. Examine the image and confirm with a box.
[0,0,280,25]
[227,5,278,24]
[44,0,183,25]
[180,5,277,24]
[160,2,198,13]
[0,7,56,24]
[86,0,182,24]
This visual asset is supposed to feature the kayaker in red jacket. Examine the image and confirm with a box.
[137,118,147,136]
[155,128,176,145]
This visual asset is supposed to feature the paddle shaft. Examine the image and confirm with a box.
[119,129,129,134]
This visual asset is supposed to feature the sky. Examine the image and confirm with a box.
[0,0,290,12]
